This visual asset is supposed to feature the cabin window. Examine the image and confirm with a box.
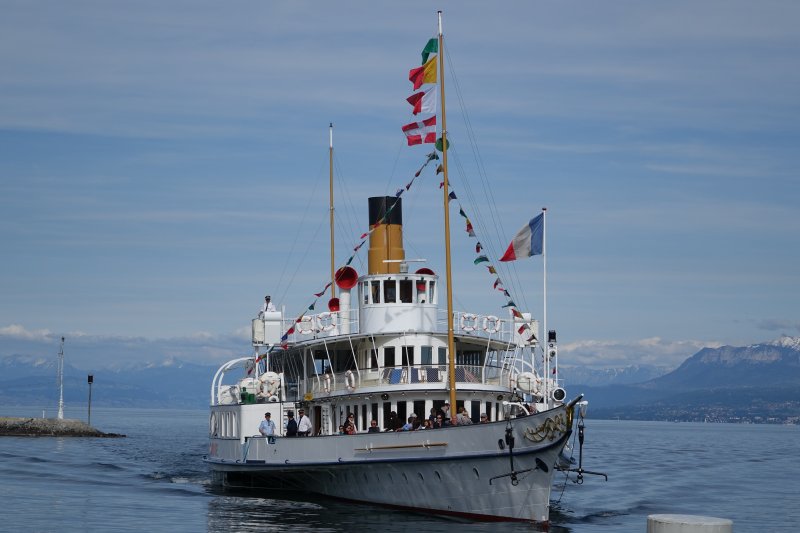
[429,280,436,303]
[399,279,413,303]
[313,350,331,374]
[421,346,433,365]
[384,346,396,367]
[437,347,447,365]
[371,281,380,304]
[401,346,414,366]
[361,405,368,431]
[371,403,379,426]
[413,400,425,419]
[384,280,397,303]
[382,402,392,430]
[369,349,379,369]
[333,349,356,373]
[457,350,483,366]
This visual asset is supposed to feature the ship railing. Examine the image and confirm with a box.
[276,308,532,346]
[283,307,359,342]
[307,363,508,396]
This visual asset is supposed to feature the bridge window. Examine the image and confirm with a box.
[384,280,397,303]
[399,279,412,303]
[371,281,380,303]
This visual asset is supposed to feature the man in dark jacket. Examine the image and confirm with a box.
[285,411,298,437]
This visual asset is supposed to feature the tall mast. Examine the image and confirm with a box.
[542,207,549,398]
[437,11,458,419]
[57,336,65,420]
[329,123,336,298]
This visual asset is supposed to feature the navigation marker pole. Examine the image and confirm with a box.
[57,336,65,420]
[87,374,94,426]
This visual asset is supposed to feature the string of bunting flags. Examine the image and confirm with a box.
[260,37,545,376]
[440,181,542,347]
[258,149,440,360]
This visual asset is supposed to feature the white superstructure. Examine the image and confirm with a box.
[205,196,584,525]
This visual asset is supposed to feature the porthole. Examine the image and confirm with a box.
[473,467,480,479]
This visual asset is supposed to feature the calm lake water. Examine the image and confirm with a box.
[1,406,798,532]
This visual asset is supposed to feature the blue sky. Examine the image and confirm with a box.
[1,1,799,370]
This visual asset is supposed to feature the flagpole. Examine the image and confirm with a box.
[542,207,550,400]
[437,11,457,421]
[329,123,336,299]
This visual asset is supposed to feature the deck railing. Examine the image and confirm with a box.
[268,308,527,345]
[305,363,512,397]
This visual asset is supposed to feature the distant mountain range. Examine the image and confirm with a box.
[577,335,800,422]
[2,336,799,422]
[0,355,217,409]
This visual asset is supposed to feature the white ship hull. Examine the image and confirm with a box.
[206,401,575,523]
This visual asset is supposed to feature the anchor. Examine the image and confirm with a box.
[559,404,607,484]
[489,424,550,486]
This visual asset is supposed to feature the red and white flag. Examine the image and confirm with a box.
[406,86,437,116]
[402,115,436,145]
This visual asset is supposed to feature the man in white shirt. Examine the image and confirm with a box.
[258,412,276,436]
[261,295,276,317]
[297,408,313,436]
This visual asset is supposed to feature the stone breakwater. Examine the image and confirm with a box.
[0,417,125,437]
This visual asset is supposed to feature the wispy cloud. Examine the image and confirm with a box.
[560,337,723,369]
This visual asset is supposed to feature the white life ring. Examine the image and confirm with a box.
[317,312,335,332]
[460,313,478,332]
[259,371,280,396]
[344,370,356,392]
[482,315,501,333]
[323,373,331,393]
[268,395,279,403]
[297,316,314,334]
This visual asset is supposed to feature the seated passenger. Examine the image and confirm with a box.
[456,406,473,425]
[401,416,414,431]
[368,419,380,433]
[344,413,357,435]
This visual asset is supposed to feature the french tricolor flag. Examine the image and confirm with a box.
[499,213,544,262]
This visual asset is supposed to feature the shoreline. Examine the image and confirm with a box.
[0,417,125,438]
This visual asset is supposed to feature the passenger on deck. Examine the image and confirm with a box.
[480,413,490,424]
[401,416,414,431]
[260,295,276,317]
[338,425,345,435]
[285,411,298,437]
[258,412,276,436]
[368,419,380,433]
[297,409,312,436]
[456,407,473,425]
[433,414,444,429]
[428,407,438,425]
[421,419,432,430]
[344,413,357,435]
